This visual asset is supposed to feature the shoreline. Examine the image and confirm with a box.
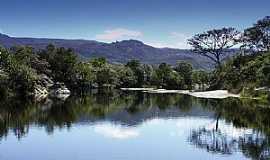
[120,88,240,99]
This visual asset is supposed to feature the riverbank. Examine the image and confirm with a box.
[120,88,240,99]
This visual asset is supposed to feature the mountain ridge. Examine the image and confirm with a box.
[0,33,213,69]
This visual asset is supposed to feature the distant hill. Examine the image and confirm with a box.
[0,33,214,69]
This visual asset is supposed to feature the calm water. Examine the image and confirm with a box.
[0,91,270,160]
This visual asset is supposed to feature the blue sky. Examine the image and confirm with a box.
[0,0,269,48]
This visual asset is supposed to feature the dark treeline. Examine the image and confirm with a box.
[0,16,270,99]
[0,44,209,98]
[1,91,270,139]
[188,16,270,99]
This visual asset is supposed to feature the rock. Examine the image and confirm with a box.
[50,83,71,100]
[33,74,54,101]
[255,87,270,92]
[39,74,54,88]
[54,87,71,95]
[33,84,49,101]
[34,75,71,101]
[54,93,70,101]
[34,85,48,95]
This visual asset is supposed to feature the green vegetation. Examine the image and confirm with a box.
[188,27,240,68]
[218,52,270,100]
[0,16,269,100]
[188,16,270,99]
[0,45,199,98]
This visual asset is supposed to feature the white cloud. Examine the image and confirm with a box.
[146,41,190,49]
[95,28,143,41]
[170,32,191,49]
[146,42,173,48]
[95,29,190,49]
[0,28,3,34]
[94,123,140,139]
[144,118,165,125]
[170,32,188,39]
[146,32,191,49]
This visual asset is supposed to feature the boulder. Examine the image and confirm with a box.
[50,82,71,100]
[33,74,54,101]
[54,87,71,95]
[39,74,54,88]
[33,84,49,101]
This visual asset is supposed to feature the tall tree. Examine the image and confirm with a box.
[96,66,117,88]
[174,61,193,89]
[126,60,144,87]
[117,66,137,87]
[42,46,78,84]
[242,16,270,52]
[73,62,95,90]
[152,63,184,89]
[90,57,107,68]
[188,27,240,68]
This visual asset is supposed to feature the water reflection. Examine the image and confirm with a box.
[188,98,270,159]
[94,123,140,139]
[0,91,198,139]
[0,91,270,160]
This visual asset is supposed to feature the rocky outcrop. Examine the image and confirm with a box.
[34,84,49,101]
[34,75,71,101]
[39,74,54,88]
[54,87,71,95]
[49,82,71,100]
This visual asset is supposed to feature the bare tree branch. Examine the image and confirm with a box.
[188,27,240,68]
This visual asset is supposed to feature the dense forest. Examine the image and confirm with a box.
[0,16,269,100]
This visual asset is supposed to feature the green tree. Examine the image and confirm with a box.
[0,47,12,69]
[96,66,117,88]
[0,48,9,97]
[261,64,270,85]
[142,64,153,85]
[126,60,144,87]
[192,70,209,88]
[174,61,193,89]
[90,57,107,68]
[42,45,78,85]
[188,27,240,68]
[152,63,184,89]
[0,46,40,96]
[8,63,38,96]
[117,66,137,87]
[166,71,184,89]
[73,62,95,90]
[242,16,270,52]
[154,63,172,88]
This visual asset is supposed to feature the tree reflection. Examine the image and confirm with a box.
[189,127,237,154]
[0,91,191,139]
[1,91,270,160]
[189,127,270,159]
[239,134,270,160]
[188,98,270,159]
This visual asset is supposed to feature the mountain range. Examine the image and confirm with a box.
[0,33,213,69]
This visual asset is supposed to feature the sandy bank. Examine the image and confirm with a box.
[188,90,240,99]
[121,88,240,99]
[120,88,155,91]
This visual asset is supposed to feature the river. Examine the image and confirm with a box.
[0,90,269,160]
